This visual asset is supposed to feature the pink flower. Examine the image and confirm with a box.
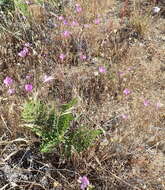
[43,75,54,83]
[8,88,15,95]
[63,20,68,25]
[84,24,90,28]
[121,114,128,120]
[156,102,162,109]
[75,4,82,13]
[23,47,29,53]
[58,16,64,20]
[94,18,100,24]
[79,53,86,60]
[18,47,29,57]
[71,20,79,26]
[25,84,33,92]
[25,1,31,5]
[62,30,70,37]
[59,53,66,61]
[79,176,90,190]
[26,75,32,79]
[18,50,26,57]
[118,71,125,77]
[99,66,106,73]
[4,76,13,86]
[123,88,131,95]
[143,100,149,107]
[24,42,31,47]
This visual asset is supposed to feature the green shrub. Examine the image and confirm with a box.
[21,98,101,156]
[67,126,102,153]
[14,0,44,16]
[0,0,63,16]
[14,0,29,16]
[0,0,15,11]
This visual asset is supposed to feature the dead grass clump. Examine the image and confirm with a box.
[0,0,165,189]
[129,11,151,37]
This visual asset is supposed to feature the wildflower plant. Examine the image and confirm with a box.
[79,176,90,190]
[4,76,13,86]
[21,98,101,155]
[78,176,95,190]
[18,46,29,57]
[25,84,33,92]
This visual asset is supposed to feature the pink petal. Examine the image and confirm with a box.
[8,88,15,95]
[121,114,128,119]
[59,53,66,61]
[94,18,100,24]
[99,66,106,73]
[58,16,64,20]
[25,84,33,92]
[123,88,131,95]
[143,100,149,107]
[4,76,13,86]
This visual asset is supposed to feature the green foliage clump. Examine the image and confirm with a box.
[0,0,63,16]
[0,0,15,11]
[14,0,44,16]
[67,126,102,153]
[21,98,101,156]
[14,0,29,16]
[21,99,47,125]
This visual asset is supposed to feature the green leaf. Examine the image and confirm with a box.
[40,136,62,153]
[61,98,77,112]
[21,98,101,156]
[70,127,102,153]
[21,99,47,125]
[14,0,29,16]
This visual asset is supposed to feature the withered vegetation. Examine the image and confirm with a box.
[0,0,165,189]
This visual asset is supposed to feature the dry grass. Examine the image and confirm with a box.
[0,0,165,189]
